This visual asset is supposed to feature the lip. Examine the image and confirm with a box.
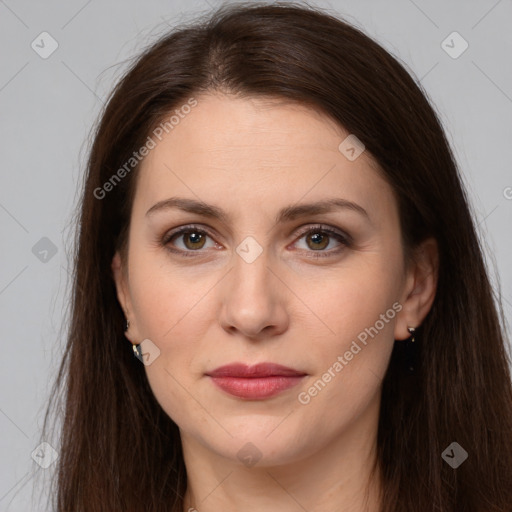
[207,362,306,378]
[206,363,307,400]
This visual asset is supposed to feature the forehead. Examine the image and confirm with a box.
[133,93,397,227]
[146,93,354,164]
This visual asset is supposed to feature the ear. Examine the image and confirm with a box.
[111,251,135,342]
[394,237,439,340]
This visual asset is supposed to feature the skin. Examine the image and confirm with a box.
[112,93,438,512]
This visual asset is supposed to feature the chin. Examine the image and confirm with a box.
[200,424,317,468]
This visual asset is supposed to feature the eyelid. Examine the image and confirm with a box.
[292,223,352,244]
[162,224,217,244]
[162,223,351,256]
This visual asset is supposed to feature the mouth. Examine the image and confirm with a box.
[205,362,307,400]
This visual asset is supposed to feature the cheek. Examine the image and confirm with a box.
[128,246,212,341]
[291,254,400,412]
[295,296,396,442]
[298,252,402,345]
[128,270,210,430]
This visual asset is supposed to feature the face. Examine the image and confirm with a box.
[112,93,426,467]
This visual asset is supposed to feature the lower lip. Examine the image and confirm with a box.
[208,375,305,399]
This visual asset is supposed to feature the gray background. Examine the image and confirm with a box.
[1,0,511,509]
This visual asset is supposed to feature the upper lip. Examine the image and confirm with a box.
[206,362,306,378]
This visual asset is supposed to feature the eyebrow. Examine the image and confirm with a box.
[145,197,370,224]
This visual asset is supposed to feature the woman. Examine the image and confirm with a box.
[42,2,512,511]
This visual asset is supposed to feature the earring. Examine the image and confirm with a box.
[403,326,418,375]
[124,319,130,332]
[132,343,143,361]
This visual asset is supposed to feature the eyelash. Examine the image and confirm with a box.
[161,224,352,259]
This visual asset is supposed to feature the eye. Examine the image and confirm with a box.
[162,223,351,258]
[162,225,218,256]
[292,224,351,258]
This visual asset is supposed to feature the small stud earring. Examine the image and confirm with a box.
[132,343,142,360]
[403,326,418,375]
[124,319,130,332]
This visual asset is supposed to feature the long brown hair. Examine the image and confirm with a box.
[41,2,512,510]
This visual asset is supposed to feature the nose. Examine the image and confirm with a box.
[217,247,289,340]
